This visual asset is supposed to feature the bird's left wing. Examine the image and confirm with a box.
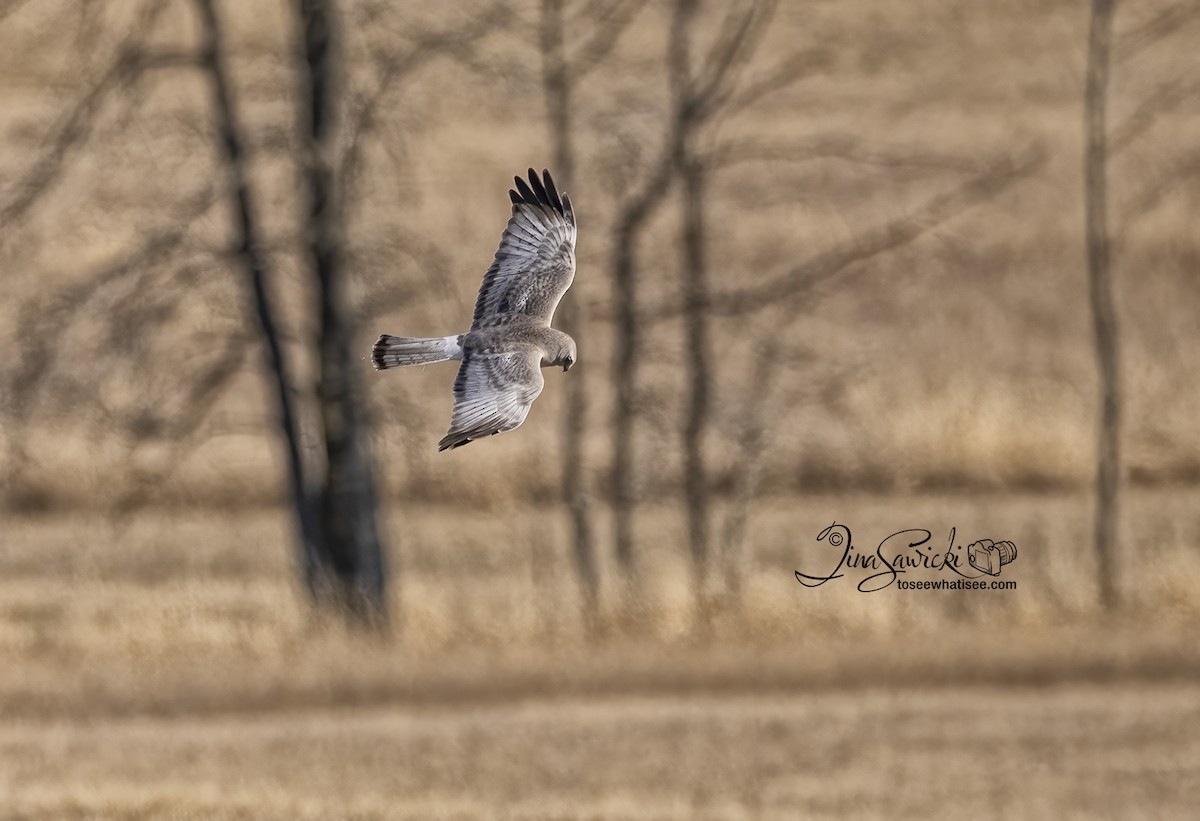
[438,346,545,451]
[470,168,576,330]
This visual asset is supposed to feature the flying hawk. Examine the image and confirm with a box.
[371,168,577,451]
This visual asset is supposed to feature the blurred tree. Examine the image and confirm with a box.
[709,149,1045,605]
[194,0,324,599]
[298,0,389,622]
[610,0,819,613]
[195,0,389,624]
[0,0,515,625]
[668,0,714,619]
[608,143,675,591]
[1092,0,1200,607]
[538,0,644,631]
[1085,0,1120,611]
[0,0,230,510]
[609,0,785,594]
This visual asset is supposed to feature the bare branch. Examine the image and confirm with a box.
[137,48,206,71]
[706,48,829,120]
[112,332,250,515]
[1116,0,1200,62]
[570,0,646,79]
[701,134,986,173]
[339,4,509,196]
[350,230,457,323]
[1120,146,1200,223]
[2,191,213,421]
[1110,78,1196,155]
[0,0,172,231]
[638,146,1045,322]
[711,143,1039,599]
[690,0,779,121]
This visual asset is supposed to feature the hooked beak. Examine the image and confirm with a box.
[563,362,572,372]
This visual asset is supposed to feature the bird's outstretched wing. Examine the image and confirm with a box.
[438,347,545,451]
[470,168,576,330]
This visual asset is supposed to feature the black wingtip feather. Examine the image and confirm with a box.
[513,174,537,205]
[526,167,549,206]
[542,169,563,211]
[509,168,567,218]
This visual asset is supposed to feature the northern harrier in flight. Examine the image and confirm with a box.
[371,169,577,451]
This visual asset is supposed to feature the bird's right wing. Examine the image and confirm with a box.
[469,168,576,330]
[438,347,545,451]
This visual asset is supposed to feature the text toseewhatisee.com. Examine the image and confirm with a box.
[896,578,1017,591]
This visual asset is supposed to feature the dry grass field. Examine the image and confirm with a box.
[5,684,1200,819]
[2,491,1200,817]
[2,0,1199,817]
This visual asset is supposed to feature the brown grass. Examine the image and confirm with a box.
[5,683,1200,820]
[3,492,1200,816]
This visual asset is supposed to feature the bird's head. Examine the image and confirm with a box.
[560,337,577,372]
[541,334,577,372]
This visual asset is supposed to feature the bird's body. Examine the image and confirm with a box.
[371,169,577,451]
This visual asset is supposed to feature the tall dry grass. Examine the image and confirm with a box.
[1,488,1197,724]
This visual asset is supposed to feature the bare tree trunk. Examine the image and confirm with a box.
[539,0,599,630]
[194,0,324,587]
[680,160,712,608]
[1085,0,1121,611]
[668,0,713,615]
[609,162,675,585]
[610,220,641,583]
[608,0,777,595]
[719,361,768,603]
[608,15,690,592]
[299,0,389,624]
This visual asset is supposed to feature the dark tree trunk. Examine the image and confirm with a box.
[609,158,677,585]
[1084,0,1121,610]
[194,0,324,586]
[608,14,685,592]
[669,0,712,612]
[680,157,712,610]
[610,221,640,581]
[299,0,389,623]
[539,0,599,629]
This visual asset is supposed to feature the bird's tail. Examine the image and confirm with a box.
[371,334,462,369]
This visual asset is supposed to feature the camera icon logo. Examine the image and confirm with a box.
[967,539,1018,576]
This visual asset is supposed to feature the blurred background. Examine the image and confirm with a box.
[1,0,1199,817]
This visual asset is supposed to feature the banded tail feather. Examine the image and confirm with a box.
[371,334,463,369]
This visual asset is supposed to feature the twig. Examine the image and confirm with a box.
[0,0,172,231]
[701,135,986,173]
[639,146,1045,321]
[1116,0,1200,62]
